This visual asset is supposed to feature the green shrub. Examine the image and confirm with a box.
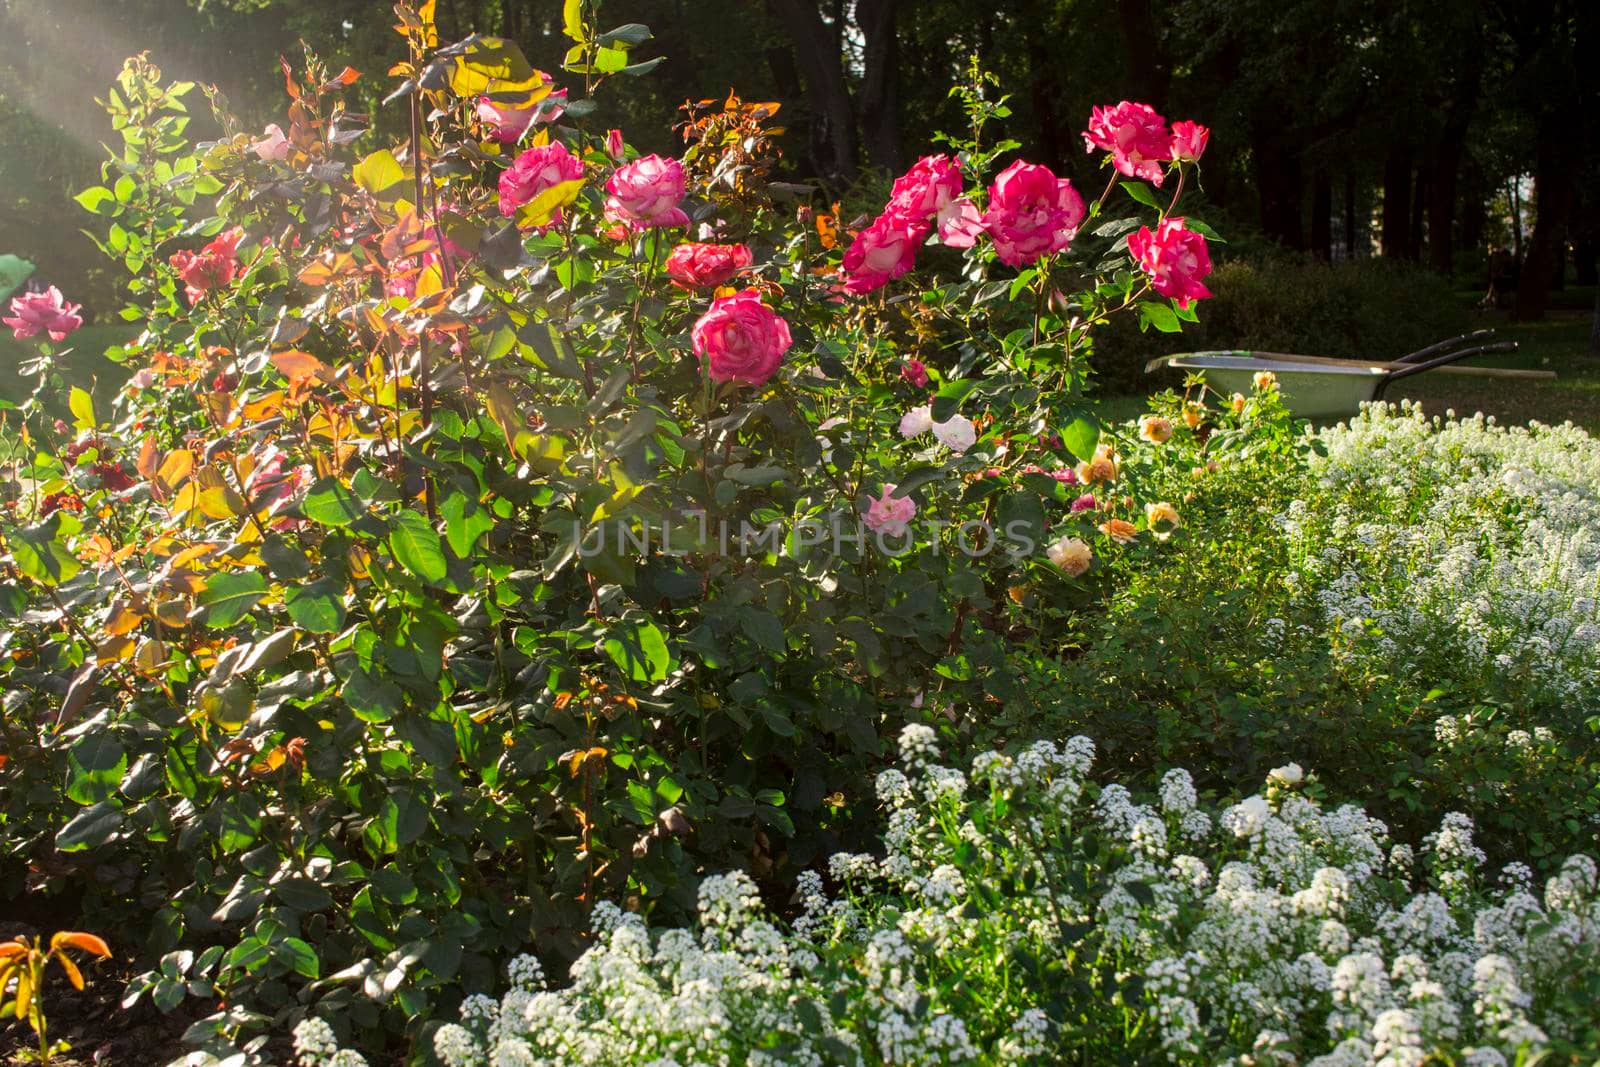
[1093,256,1470,396]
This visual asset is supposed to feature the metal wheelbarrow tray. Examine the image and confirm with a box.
[1144,330,1550,420]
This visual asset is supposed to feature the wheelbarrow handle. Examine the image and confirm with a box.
[1374,341,1519,399]
[1395,330,1496,364]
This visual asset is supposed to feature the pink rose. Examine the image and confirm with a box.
[477,73,565,144]
[864,484,917,535]
[1170,120,1209,164]
[1070,493,1097,513]
[666,242,753,290]
[900,359,930,388]
[886,154,963,221]
[841,210,929,294]
[692,289,792,386]
[936,198,983,248]
[1129,217,1213,309]
[498,141,584,230]
[605,128,625,162]
[251,123,290,162]
[168,229,243,304]
[605,154,690,230]
[980,161,1086,267]
[1083,101,1172,186]
[4,286,83,342]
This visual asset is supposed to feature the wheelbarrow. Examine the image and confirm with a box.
[1143,330,1550,420]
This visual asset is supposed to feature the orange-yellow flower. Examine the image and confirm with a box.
[1074,444,1119,484]
[1138,414,1173,444]
[1230,392,1247,415]
[1099,518,1137,544]
[1145,500,1181,539]
[1253,370,1277,390]
[1182,403,1203,429]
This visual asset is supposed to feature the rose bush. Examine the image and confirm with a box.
[0,2,1227,1059]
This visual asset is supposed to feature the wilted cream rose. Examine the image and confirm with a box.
[1138,414,1173,444]
[1046,535,1092,576]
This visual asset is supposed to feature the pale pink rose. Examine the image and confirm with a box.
[899,404,933,438]
[498,141,584,229]
[932,413,976,453]
[841,210,929,294]
[1083,101,1173,186]
[4,286,83,342]
[1128,217,1213,309]
[864,484,917,535]
[980,161,1087,267]
[126,368,158,391]
[251,123,290,162]
[886,154,963,221]
[1170,120,1209,164]
[692,289,792,386]
[605,154,690,230]
[605,128,625,162]
[1046,535,1092,576]
[936,198,983,248]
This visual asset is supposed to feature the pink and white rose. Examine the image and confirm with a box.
[497,141,584,229]
[251,123,290,162]
[980,161,1087,267]
[1169,120,1209,164]
[605,154,690,230]
[692,289,792,386]
[886,154,963,221]
[932,413,977,453]
[1083,101,1173,185]
[1129,217,1213,309]
[841,210,929,294]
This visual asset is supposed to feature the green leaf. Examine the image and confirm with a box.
[441,490,494,557]
[56,801,124,852]
[199,571,269,629]
[278,937,320,980]
[931,379,976,423]
[301,478,363,527]
[1121,182,1162,209]
[1060,415,1100,462]
[388,511,447,583]
[562,0,587,43]
[352,149,407,200]
[11,518,81,587]
[597,23,653,47]
[375,790,429,852]
[69,386,96,429]
[67,735,127,806]
[74,187,119,216]
[1137,300,1182,334]
[284,577,347,634]
[603,620,671,682]
[343,667,402,723]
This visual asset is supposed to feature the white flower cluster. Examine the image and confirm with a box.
[1285,402,1600,708]
[293,724,1599,1066]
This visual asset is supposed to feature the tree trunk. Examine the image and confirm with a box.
[1116,0,1171,104]
[1576,240,1599,286]
[1409,162,1429,265]
[1515,148,1579,321]
[1311,172,1332,261]
[856,0,901,173]
[1460,160,1486,263]
[1253,129,1304,250]
[1382,149,1412,259]
[1344,172,1359,259]
[765,0,858,184]
[1510,177,1524,261]
[1590,275,1600,357]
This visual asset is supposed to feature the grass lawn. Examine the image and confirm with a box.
[1387,300,1600,434]
[0,323,134,409]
